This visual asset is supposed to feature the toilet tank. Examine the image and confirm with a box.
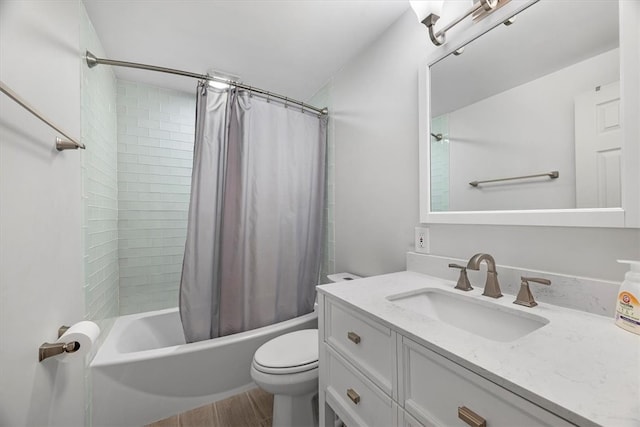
[314,273,362,311]
[327,273,362,283]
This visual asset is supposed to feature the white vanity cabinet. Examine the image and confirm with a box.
[324,346,398,427]
[399,408,427,427]
[318,294,574,427]
[324,299,396,396]
[400,338,573,427]
[321,298,398,426]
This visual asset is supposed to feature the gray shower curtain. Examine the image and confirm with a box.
[179,83,327,343]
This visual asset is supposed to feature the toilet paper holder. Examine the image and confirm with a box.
[39,325,80,362]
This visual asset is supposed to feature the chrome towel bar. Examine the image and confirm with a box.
[0,80,85,151]
[469,171,559,187]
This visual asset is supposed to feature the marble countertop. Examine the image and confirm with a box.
[317,271,640,427]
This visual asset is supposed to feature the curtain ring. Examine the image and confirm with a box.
[300,102,305,113]
[248,85,253,98]
[266,92,271,103]
[284,97,289,109]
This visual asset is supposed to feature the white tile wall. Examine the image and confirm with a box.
[430,115,449,212]
[81,9,119,325]
[116,81,195,314]
[81,8,119,424]
[310,86,335,283]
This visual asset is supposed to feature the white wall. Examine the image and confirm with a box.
[316,9,640,281]
[0,1,86,425]
[313,11,424,278]
[116,81,195,314]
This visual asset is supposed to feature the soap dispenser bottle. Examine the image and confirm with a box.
[615,260,640,335]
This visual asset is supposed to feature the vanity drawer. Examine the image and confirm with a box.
[401,338,574,427]
[324,345,395,427]
[325,299,395,395]
[399,408,426,427]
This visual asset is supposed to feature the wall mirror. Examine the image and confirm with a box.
[418,0,639,227]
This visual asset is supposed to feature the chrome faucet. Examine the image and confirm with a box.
[466,253,502,298]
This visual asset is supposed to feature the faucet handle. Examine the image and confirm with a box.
[513,276,551,307]
[449,263,473,291]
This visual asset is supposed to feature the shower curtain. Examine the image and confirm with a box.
[179,83,327,343]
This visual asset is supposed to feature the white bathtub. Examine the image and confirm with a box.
[91,307,318,427]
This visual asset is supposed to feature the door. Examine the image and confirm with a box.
[574,81,622,208]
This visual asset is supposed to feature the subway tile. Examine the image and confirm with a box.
[179,124,194,134]
[126,125,150,137]
[179,105,195,116]
[170,114,195,125]
[118,152,138,164]
[113,80,196,314]
[126,107,150,119]
[137,174,192,186]
[117,115,138,126]
[118,200,189,212]
[136,155,193,168]
[119,245,185,259]
[150,111,171,122]
[118,238,154,249]
[159,121,181,132]
[149,128,171,139]
[144,145,192,159]
[139,118,161,129]
[119,254,183,268]
[119,96,139,107]
[83,48,120,325]
[137,137,193,153]
[118,219,188,230]
[169,132,195,143]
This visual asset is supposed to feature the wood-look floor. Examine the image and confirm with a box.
[146,388,273,427]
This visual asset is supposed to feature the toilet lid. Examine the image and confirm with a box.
[253,329,318,373]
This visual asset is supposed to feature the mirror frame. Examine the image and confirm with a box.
[418,0,640,228]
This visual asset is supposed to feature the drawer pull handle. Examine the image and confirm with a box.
[458,406,486,427]
[347,388,360,405]
[347,331,361,344]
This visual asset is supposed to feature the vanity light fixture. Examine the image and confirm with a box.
[410,0,499,46]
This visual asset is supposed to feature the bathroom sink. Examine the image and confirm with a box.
[387,289,549,342]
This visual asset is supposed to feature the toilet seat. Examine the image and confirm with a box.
[253,359,318,375]
[253,329,319,375]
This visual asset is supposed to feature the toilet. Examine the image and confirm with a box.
[250,273,360,427]
[251,329,319,427]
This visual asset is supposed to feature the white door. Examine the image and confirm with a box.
[574,81,622,208]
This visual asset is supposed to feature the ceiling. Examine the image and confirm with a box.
[83,0,410,103]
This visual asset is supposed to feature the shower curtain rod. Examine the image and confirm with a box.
[85,51,328,116]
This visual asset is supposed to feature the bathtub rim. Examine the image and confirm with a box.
[91,307,318,368]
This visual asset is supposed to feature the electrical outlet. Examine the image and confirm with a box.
[415,226,429,254]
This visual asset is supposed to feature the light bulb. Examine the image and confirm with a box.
[208,80,230,90]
